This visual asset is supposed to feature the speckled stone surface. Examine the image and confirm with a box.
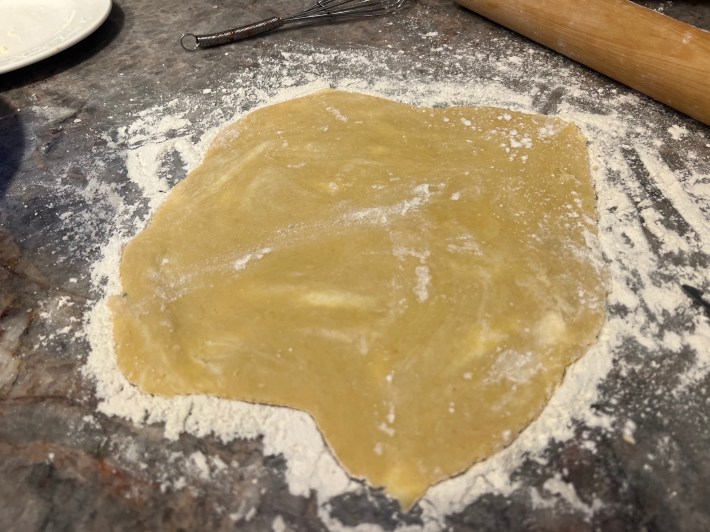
[1,1,709,530]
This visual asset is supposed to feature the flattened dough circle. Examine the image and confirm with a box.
[111,90,607,509]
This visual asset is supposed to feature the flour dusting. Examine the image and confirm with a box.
[234,247,273,271]
[80,22,710,532]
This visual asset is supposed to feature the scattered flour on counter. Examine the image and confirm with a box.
[189,451,211,481]
[668,124,689,140]
[535,475,605,518]
[82,27,710,532]
[272,515,287,532]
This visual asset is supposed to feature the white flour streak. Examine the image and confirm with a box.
[234,247,273,271]
[414,265,431,303]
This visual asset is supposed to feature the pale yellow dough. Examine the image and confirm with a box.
[111,90,606,509]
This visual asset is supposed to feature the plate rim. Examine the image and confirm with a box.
[0,0,113,75]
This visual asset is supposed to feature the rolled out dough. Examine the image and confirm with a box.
[111,90,607,509]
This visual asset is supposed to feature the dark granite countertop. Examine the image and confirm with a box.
[1,1,709,530]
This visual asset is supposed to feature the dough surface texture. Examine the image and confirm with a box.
[111,90,607,508]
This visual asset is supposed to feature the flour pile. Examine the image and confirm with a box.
[81,23,710,531]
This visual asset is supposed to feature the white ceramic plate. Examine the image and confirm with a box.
[0,0,112,74]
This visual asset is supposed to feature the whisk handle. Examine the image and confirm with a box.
[181,17,285,51]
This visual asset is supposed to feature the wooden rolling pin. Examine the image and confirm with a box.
[455,0,710,126]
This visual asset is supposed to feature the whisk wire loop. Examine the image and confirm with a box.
[181,0,406,51]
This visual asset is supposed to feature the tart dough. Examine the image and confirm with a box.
[111,90,606,509]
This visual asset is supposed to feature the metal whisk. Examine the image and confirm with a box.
[181,0,407,51]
